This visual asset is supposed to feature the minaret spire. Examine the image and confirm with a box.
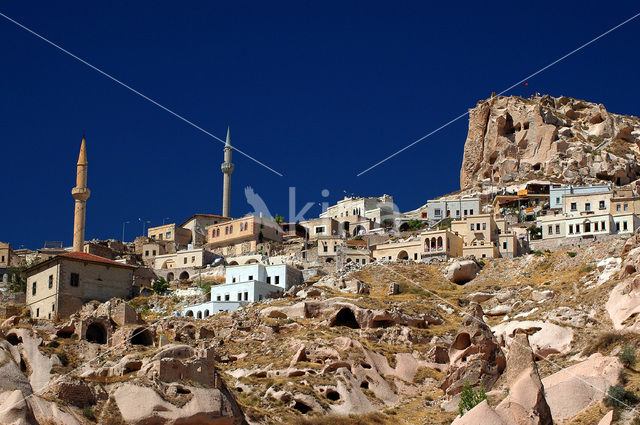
[221,126,234,218]
[71,135,91,252]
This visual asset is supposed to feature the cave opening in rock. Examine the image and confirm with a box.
[6,333,21,346]
[326,390,340,401]
[85,323,107,344]
[330,308,360,329]
[131,328,154,346]
[20,358,27,372]
[293,401,311,414]
[56,328,74,339]
[176,386,191,394]
[360,380,369,389]
[452,332,471,350]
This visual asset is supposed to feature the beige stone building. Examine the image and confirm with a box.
[320,194,396,226]
[206,215,282,256]
[373,214,519,261]
[153,248,217,271]
[180,214,231,246]
[147,223,192,246]
[25,252,136,319]
[300,217,341,239]
[0,242,13,268]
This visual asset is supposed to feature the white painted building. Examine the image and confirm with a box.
[181,263,303,317]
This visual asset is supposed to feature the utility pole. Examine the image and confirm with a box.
[122,221,130,242]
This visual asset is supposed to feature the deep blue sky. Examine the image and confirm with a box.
[1,2,639,249]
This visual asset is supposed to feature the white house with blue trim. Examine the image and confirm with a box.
[182,263,303,317]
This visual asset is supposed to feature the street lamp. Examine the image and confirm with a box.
[139,218,151,236]
[122,221,130,242]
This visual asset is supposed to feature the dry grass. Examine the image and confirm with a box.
[292,412,390,425]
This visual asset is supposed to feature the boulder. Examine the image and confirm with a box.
[606,276,640,330]
[451,400,510,425]
[597,410,614,425]
[492,320,573,358]
[444,260,480,284]
[441,304,506,396]
[542,354,622,422]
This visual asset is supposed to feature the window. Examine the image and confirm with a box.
[36,308,39,317]
[556,197,561,204]
[191,256,195,263]
[470,209,474,215]
[555,224,560,233]
[52,304,55,312]
[145,250,149,256]
[315,226,326,234]
[617,204,622,212]
[503,242,507,249]
[548,225,553,234]
[482,223,486,230]
[482,254,486,258]
[602,221,606,231]
[434,208,442,216]
[217,295,221,301]
[244,292,248,301]
[259,295,263,301]
[625,204,629,211]
[568,224,574,234]
[575,224,580,233]
[594,222,599,231]
[248,275,253,280]
[584,222,591,232]
[225,226,229,235]
[585,203,591,211]
[183,257,187,264]
[624,221,628,231]
[70,273,79,287]
[414,253,418,260]
[570,202,577,211]
[48,275,53,289]
[230,225,233,233]
[152,250,156,256]
[275,276,280,285]
[616,222,620,231]
[456,210,460,216]
[166,232,171,239]
[464,209,468,216]
[32,282,37,296]
[216,228,220,237]
[1,255,4,262]
[237,293,242,301]
[599,200,606,210]
[470,224,475,231]
[232,277,237,283]
[362,259,366,264]
[323,245,328,253]
[225,294,230,301]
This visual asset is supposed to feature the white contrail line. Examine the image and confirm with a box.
[357,10,640,176]
[0,11,284,177]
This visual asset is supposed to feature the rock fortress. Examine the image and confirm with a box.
[3,94,640,424]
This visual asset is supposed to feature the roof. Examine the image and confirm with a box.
[26,251,137,274]
[180,214,231,227]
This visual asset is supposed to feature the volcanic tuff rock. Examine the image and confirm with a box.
[460,94,640,190]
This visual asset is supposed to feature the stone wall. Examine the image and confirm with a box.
[530,233,625,252]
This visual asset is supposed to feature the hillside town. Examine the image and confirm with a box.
[3,94,640,424]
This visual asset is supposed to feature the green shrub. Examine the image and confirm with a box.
[82,407,96,421]
[620,345,637,368]
[152,278,170,295]
[458,382,487,416]
[532,250,544,256]
[605,385,639,407]
[567,252,577,257]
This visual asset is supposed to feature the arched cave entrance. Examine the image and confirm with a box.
[131,328,154,346]
[330,308,360,329]
[86,323,107,344]
[179,271,190,281]
[166,272,174,281]
[397,250,409,260]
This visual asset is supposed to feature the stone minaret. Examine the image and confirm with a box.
[221,127,234,217]
[71,136,90,252]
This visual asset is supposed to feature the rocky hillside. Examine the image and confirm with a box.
[460,95,640,190]
[6,233,640,423]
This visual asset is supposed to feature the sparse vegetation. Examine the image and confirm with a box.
[458,382,487,416]
[620,345,637,368]
[152,278,170,295]
[82,406,97,421]
[604,385,639,408]
[567,252,577,258]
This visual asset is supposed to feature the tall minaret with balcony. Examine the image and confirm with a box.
[221,127,234,217]
[71,136,90,252]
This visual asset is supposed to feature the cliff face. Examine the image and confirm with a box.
[460,95,640,190]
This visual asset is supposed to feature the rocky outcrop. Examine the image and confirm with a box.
[460,95,640,190]
[492,320,573,358]
[441,304,506,396]
[606,276,640,330]
[542,354,622,422]
[444,260,480,285]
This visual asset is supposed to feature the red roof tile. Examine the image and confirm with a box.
[59,252,136,268]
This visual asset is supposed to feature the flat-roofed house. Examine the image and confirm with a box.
[206,215,282,256]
